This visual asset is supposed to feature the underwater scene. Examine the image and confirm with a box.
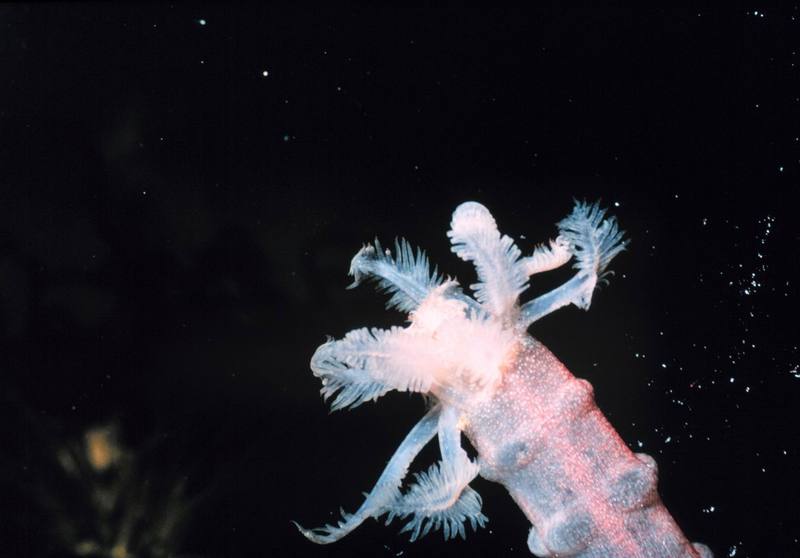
[1,4,797,557]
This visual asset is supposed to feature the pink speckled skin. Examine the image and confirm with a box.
[465,336,711,558]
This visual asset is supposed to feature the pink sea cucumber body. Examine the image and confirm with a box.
[468,336,711,557]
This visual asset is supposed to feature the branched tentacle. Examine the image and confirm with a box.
[386,405,487,541]
[519,201,628,328]
[293,406,441,543]
[447,201,530,320]
[311,326,433,411]
[348,238,444,313]
[389,457,486,541]
[520,237,572,276]
[555,200,629,308]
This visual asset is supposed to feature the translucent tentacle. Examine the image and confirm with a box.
[311,326,433,411]
[293,405,441,544]
[348,238,444,313]
[518,273,594,328]
[391,460,485,541]
[555,200,629,297]
[437,404,464,461]
[386,405,487,541]
[447,201,529,319]
[520,237,572,276]
[519,201,628,329]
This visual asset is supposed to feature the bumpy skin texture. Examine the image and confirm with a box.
[468,337,712,558]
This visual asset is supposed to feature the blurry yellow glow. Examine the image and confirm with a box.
[85,426,120,471]
[73,540,99,555]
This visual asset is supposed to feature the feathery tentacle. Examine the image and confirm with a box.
[556,200,629,300]
[385,405,487,541]
[348,238,444,313]
[293,406,442,543]
[520,237,572,276]
[519,200,628,328]
[310,326,434,411]
[447,202,529,319]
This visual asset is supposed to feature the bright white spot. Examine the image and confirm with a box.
[613,201,620,207]
[198,19,207,26]
[262,70,269,77]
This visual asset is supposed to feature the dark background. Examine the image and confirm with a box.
[1,3,798,557]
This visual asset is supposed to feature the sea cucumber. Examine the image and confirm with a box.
[295,200,712,557]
